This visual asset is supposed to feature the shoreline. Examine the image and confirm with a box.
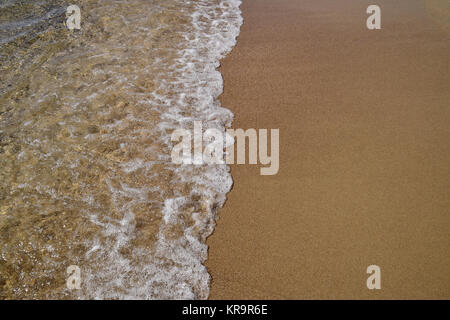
[206,0,450,299]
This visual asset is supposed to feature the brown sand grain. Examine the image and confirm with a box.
[206,0,450,299]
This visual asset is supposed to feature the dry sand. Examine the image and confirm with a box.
[206,0,450,299]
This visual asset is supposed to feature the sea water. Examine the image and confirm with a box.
[0,0,242,299]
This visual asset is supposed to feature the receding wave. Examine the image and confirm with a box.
[0,0,242,299]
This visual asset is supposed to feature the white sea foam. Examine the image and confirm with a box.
[81,0,243,299]
[146,0,242,299]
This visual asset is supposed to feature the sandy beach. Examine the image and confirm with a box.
[206,0,450,299]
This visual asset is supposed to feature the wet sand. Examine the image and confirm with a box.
[206,0,450,299]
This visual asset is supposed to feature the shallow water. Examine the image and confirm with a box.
[0,0,242,299]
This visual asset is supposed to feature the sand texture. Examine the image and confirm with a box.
[206,0,450,299]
